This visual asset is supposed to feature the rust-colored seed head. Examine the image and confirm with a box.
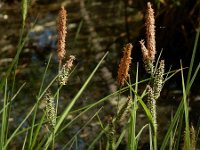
[64,55,76,70]
[117,43,133,86]
[139,40,149,61]
[57,6,67,64]
[146,2,156,61]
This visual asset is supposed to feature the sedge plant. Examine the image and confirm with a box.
[1,1,200,150]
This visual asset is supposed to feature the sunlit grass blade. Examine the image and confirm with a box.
[1,79,8,149]
[186,22,200,89]
[180,62,190,149]
[127,82,155,137]
[128,82,156,150]
[22,0,28,28]
[30,114,46,150]
[135,124,148,146]
[160,100,184,149]
[22,132,28,150]
[188,63,200,91]
[127,63,139,150]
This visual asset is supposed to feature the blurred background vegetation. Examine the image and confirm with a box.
[0,0,200,149]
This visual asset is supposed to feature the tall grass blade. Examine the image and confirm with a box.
[30,114,46,150]
[180,62,190,149]
[1,79,8,149]
[186,22,200,89]
[22,132,28,150]
[127,63,139,150]
[127,83,155,135]
[160,100,184,149]
[135,124,148,144]
[188,63,200,91]
[22,0,28,28]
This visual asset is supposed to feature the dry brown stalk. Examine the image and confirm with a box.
[146,2,156,61]
[57,6,67,64]
[117,43,133,86]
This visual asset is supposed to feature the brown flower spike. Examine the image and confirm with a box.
[139,40,149,61]
[57,6,67,64]
[146,2,156,61]
[117,43,133,86]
